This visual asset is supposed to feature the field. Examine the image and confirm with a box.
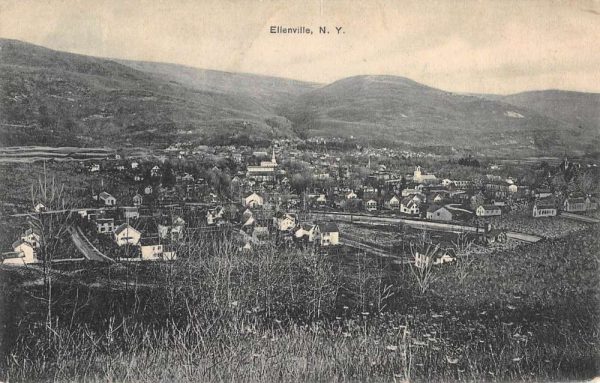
[0,147,115,163]
[1,225,598,382]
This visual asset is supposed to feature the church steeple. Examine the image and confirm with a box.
[271,147,277,165]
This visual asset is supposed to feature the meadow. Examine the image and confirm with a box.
[1,225,598,382]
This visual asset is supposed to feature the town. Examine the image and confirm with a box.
[2,139,598,267]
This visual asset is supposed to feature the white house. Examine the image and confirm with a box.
[274,213,296,231]
[400,197,420,216]
[90,163,100,172]
[475,205,502,217]
[316,222,340,246]
[133,193,143,207]
[140,238,163,260]
[388,195,401,210]
[6,240,36,265]
[366,199,377,211]
[532,199,557,218]
[207,206,224,225]
[114,223,141,246]
[294,224,318,242]
[244,192,264,208]
[34,203,46,213]
[346,191,357,199]
[563,197,586,212]
[150,165,161,177]
[21,228,41,248]
[144,186,153,195]
[131,161,139,169]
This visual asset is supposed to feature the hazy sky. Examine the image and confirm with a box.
[1,0,599,94]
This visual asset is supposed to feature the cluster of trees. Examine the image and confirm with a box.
[457,155,480,168]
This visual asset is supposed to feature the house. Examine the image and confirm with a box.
[207,206,224,225]
[150,165,161,177]
[21,228,41,248]
[96,218,115,234]
[316,194,327,204]
[431,193,445,203]
[140,238,163,260]
[94,192,116,206]
[475,205,502,217]
[441,179,453,187]
[133,193,143,207]
[131,161,139,169]
[316,222,340,246]
[274,212,296,231]
[346,191,357,199]
[170,217,185,241]
[34,203,46,213]
[134,175,143,182]
[365,199,377,211]
[122,206,139,220]
[563,197,586,212]
[586,197,598,211]
[114,223,141,246]
[388,195,401,210]
[144,186,153,195]
[244,192,264,208]
[90,163,100,172]
[158,224,170,239]
[508,184,518,193]
[294,224,318,242]
[426,205,453,221]
[180,173,195,182]
[400,197,421,216]
[534,189,553,199]
[5,240,36,265]
[532,199,557,218]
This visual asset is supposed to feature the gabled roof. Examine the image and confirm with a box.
[139,237,160,246]
[99,191,114,199]
[24,228,41,236]
[317,222,339,233]
[12,239,31,249]
[427,204,447,213]
[114,223,140,236]
[565,197,586,204]
[479,205,501,211]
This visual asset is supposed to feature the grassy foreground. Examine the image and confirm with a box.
[1,228,599,382]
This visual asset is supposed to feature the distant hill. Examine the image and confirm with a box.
[1,39,599,156]
[282,75,598,156]
[115,60,319,106]
[0,39,303,147]
[493,90,600,138]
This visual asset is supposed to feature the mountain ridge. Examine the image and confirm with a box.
[1,38,598,156]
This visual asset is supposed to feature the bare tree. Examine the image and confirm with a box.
[452,232,475,284]
[408,233,440,294]
[28,162,73,337]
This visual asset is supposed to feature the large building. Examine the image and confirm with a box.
[412,166,437,184]
[247,148,278,182]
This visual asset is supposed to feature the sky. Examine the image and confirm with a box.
[0,0,599,94]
